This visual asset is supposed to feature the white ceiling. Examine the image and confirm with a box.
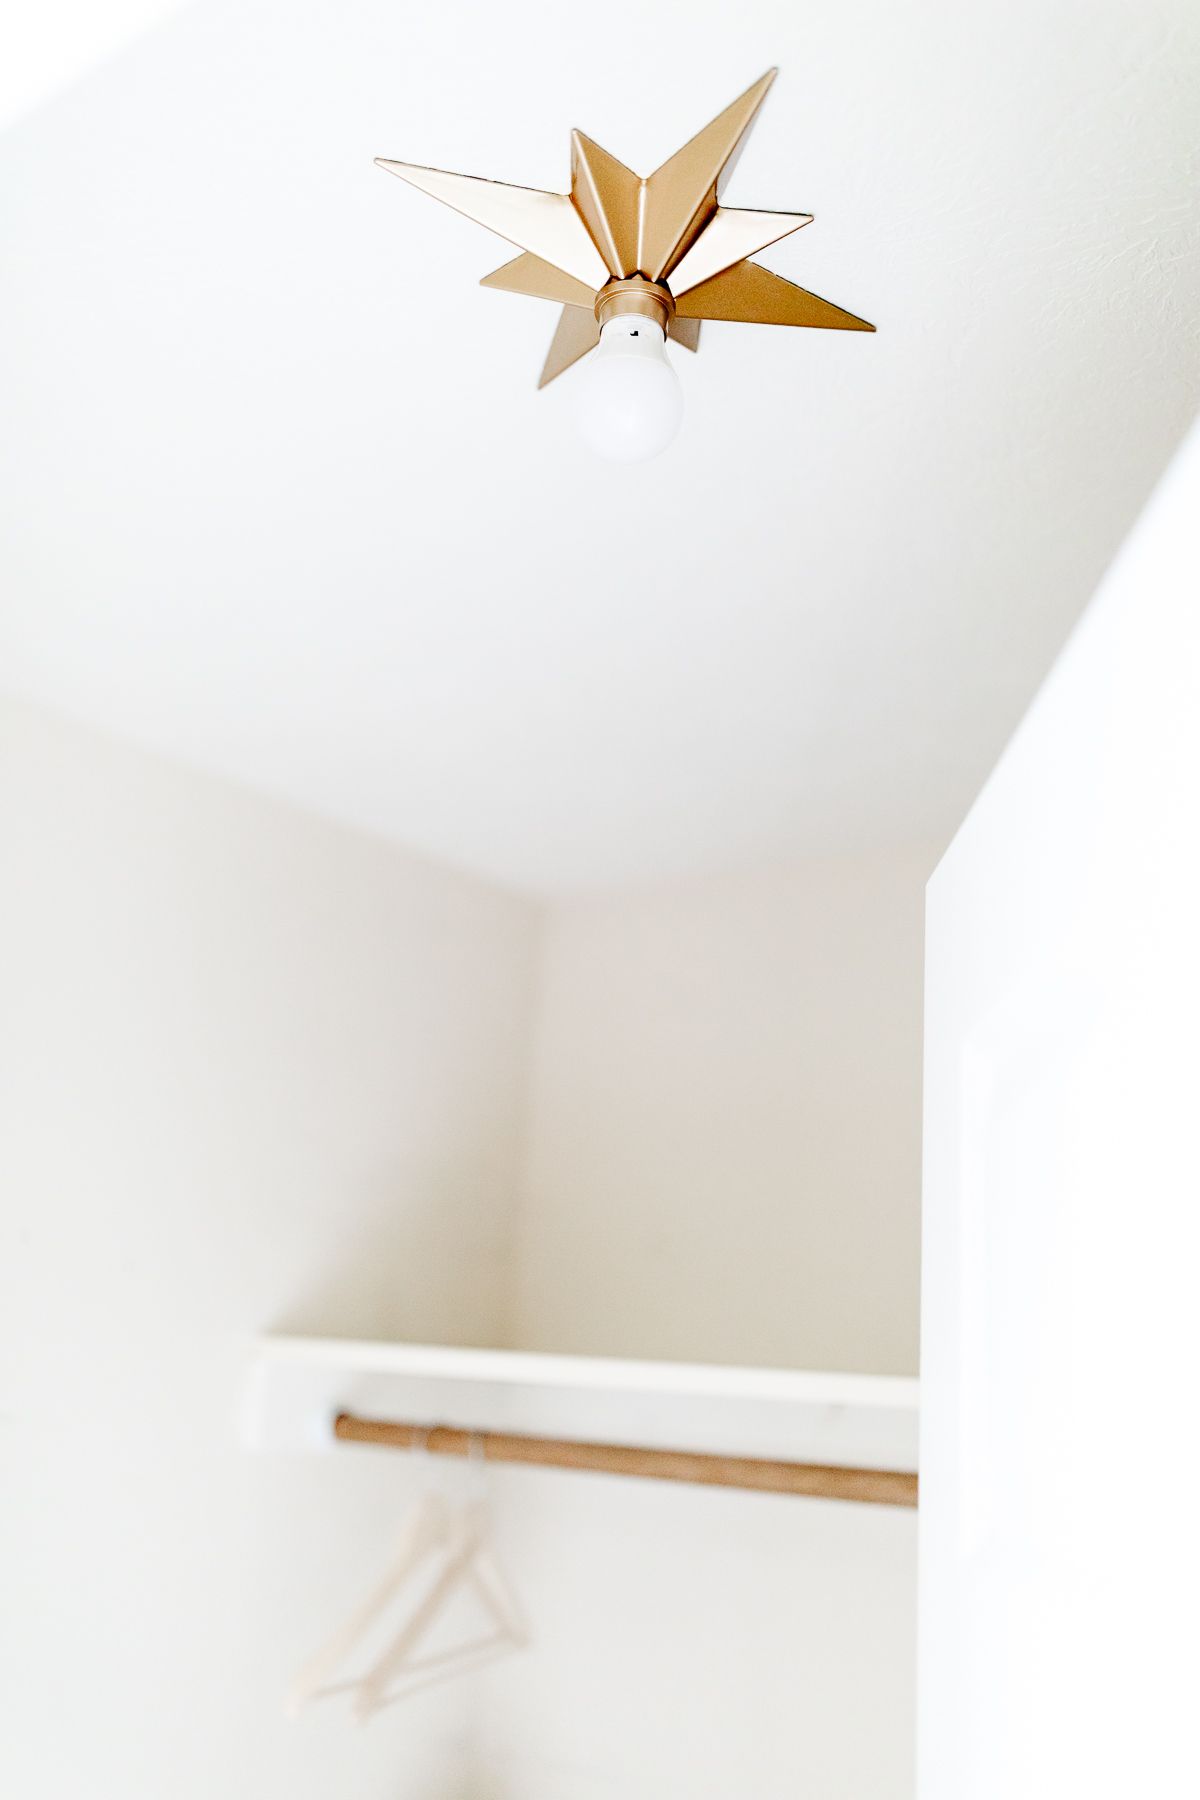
[2,0,1197,895]
[0,2,188,129]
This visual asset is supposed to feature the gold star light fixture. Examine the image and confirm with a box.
[376,69,874,461]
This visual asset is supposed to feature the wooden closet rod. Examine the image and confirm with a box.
[333,1413,918,1509]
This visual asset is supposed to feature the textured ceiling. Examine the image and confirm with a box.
[1,0,1197,893]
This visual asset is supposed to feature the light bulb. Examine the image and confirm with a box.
[576,316,684,462]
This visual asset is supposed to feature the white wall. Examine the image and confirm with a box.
[475,852,931,1799]
[919,422,1200,1796]
[0,697,541,1800]
[511,852,933,1373]
[477,1461,917,1800]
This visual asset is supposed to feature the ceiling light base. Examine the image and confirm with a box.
[594,277,674,335]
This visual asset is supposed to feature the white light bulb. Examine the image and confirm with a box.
[576,317,684,462]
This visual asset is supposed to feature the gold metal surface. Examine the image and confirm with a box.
[638,68,779,281]
[570,131,642,278]
[377,68,875,389]
[480,252,595,309]
[668,316,702,353]
[594,277,674,334]
[374,159,608,289]
[538,305,600,389]
[666,205,812,296]
[675,260,875,330]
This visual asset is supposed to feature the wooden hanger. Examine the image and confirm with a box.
[287,1432,526,1723]
[286,1486,452,1716]
[353,1437,526,1720]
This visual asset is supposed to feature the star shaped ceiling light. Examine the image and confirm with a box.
[376,69,873,461]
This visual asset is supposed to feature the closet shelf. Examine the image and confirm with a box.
[244,1336,919,1480]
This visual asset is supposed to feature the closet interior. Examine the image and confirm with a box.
[243,850,929,1793]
